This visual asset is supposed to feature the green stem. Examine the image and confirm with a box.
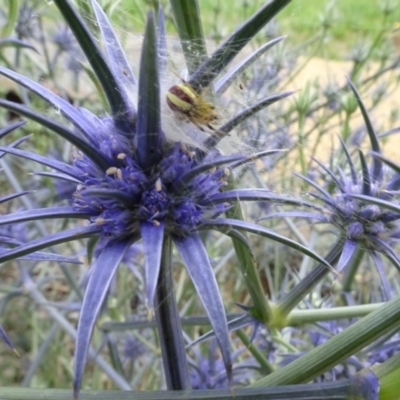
[154,236,191,390]
[101,302,385,335]
[373,353,400,400]
[0,379,376,400]
[297,112,307,177]
[342,247,364,293]
[252,295,400,387]
[1,0,19,37]
[286,302,384,326]
[236,329,275,374]
[225,174,274,324]
[277,241,343,317]
[342,111,351,141]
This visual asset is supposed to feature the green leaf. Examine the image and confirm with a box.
[0,38,36,51]
[53,0,132,131]
[0,381,379,399]
[170,0,207,74]
[1,0,19,37]
[223,174,274,325]
[188,0,292,92]
[252,294,400,387]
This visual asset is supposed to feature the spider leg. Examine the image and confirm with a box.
[193,121,205,132]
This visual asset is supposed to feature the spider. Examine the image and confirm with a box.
[166,82,223,134]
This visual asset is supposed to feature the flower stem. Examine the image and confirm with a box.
[154,235,191,390]
[236,329,275,374]
[342,246,364,293]
[286,302,384,325]
[252,295,400,387]
[225,173,274,324]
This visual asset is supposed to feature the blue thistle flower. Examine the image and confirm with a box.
[14,0,40,42]
[261,81,400,298]
[0,0,326,397]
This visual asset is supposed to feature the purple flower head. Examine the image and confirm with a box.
[265,81,400,299]
[307,145,400,289]
[52,25,84,75]
[72,138,229,238]
[52,25,77,53]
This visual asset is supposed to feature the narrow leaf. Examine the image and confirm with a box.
[140,221,165,311]
[170,0,207,74]
[294,172,335,201]
[54,0,133,130]
[358,150,371,196]
[157,3,168,76]
[0,145,84,180]
[0,250,81,264]
[347,79,382,181]
[229,149,286,170]
[0,191,31,204]
[204,91,292,149]
[173,233,232,384]
[336,239,357,274]
[91,0,136,97]
[348,194,400,215]
[0,225,101,264]
[188,0,292,91]
[0,66,100,143]
[0,324,16,354]
[172,153,247,192]
[311,156,344,192]
[369,152,400,174]
[337,135,357,185]
[187,313,251,349]
[203,218,335,273]
[0,206,90,227]
[369,236,400,274]
[0,38,36,52]
[136,11,163,170]
[379,125,400,138]
[215,36,285,95]
[258,211,328,222]
[0,120,26,139]
[370,252,391,301]
[205,189,325,211]
[0,100,110,170]
[73,238,134,399]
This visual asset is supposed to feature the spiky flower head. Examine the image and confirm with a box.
[264,81,400,297]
